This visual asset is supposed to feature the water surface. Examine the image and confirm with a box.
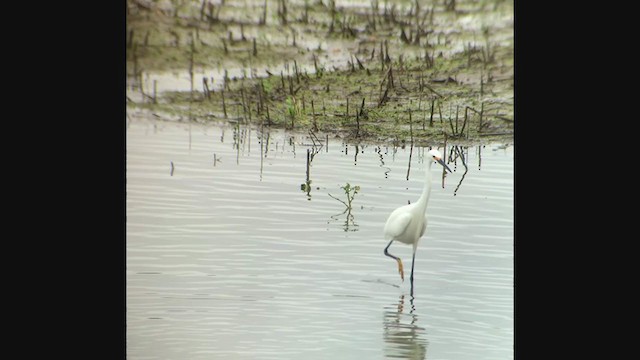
[126,115,513,359]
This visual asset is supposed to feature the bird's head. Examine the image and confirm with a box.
[428,149,452,173]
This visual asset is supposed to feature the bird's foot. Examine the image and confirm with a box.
[397,259,404,282]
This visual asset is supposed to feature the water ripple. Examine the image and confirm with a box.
[127,118,513,359]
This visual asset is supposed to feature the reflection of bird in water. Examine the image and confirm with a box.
[383,149,451,295]
[383,294,428,360]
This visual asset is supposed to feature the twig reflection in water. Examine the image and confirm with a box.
[300,132,324,199]
[406,141,414,181]
[383,294,428,360]
[301,148,313,199]
[448,145,469,196]
[233,121,247,165]
[329,210,358,232]
[258,122,270,180]
[376,145,391,179]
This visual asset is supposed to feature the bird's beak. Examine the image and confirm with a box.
[435,157,452,173]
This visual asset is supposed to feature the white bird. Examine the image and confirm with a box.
[383,148,451,294]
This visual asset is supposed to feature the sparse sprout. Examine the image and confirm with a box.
[329,183,360,231]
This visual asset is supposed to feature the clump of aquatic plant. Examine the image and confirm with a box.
[329,183,360,231]
[329,183,360,211]
[285,95,302,127]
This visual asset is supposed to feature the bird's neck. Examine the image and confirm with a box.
[415,160,434,211]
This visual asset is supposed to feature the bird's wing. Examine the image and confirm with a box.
[384,211,413,240]
[419,216,428,237]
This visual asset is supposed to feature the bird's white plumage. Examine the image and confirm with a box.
[383,148,449,288]
[383,203,428,249]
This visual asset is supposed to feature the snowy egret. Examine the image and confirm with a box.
[383,148,451,294]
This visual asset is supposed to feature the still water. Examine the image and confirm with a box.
[126,114,513,359]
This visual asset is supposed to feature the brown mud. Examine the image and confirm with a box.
[126,0,513,146]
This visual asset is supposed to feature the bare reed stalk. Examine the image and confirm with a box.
[346,97,349,118]
[385,40,391,63]
[380,41,385,71]
[203,78,212,101]
[441,134,447,187]
[418,97,425,130]
[378,87,389,107]
[313,55,319,77]
[479,102,484,132]
[288,74,294,95]
[455,105,459,134]
[127,29,134,49]
[303,1,309,23]
[354,55,364,70]
[189,38,195,102]
[153,80,157,104]
[447,103,455,135]
[259,79,265,114]
[424,49,433,68]
[246,91,252,122]
[355,107,360,137]
[409,107,413,143]
[461,106,468,137]
[290,104,295,129]
[206,2,218,29]
[266,105,271,125]
[132,44,140,91]
[240,88,247,120]
[222,38,228,54]
[328,0,336,33]
[260,0,267,25]
[429,99,435,126]
[221,90,227,118]
[199,0,206,20]
[311,100,318,131]
[446,0,456,12]
[277,0,288,26]
[306,148,311,181]
[281,70,285,91]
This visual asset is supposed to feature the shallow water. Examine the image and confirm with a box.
[126,115,513,359]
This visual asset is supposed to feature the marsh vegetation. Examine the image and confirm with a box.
[126,0,513,144]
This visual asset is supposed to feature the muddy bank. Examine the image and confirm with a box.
[126,0,513,145]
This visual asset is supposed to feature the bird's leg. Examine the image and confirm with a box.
[409,251,416,296]
[384,240,404,282]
